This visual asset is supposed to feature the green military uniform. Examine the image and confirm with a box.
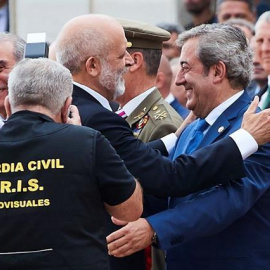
[126,88,183,142]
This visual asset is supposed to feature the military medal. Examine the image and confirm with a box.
[132,115,149,138]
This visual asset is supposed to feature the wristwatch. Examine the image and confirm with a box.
[151,232,159,247]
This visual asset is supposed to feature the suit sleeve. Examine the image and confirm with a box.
[147,140,168,156]
[84,109,245,197]
[146,144,270,250]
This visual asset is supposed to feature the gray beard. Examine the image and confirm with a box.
[99,62,126,100]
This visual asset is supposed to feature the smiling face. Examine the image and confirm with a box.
[175,38,218,118]
[255,21,270,75]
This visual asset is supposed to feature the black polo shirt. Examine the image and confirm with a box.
[0,110,136,270]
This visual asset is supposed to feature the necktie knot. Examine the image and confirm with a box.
[195,119,209,132]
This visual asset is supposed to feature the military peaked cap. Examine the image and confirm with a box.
[117,18,171,50]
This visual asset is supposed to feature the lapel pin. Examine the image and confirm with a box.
[218,126,225,133]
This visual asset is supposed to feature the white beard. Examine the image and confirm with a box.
[99,61,126,99]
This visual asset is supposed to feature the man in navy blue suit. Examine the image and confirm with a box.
[107,23,270,270]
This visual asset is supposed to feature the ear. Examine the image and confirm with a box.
[155,71,165,89]
[4,96,11,118]
[128,52,143,72]
[212,61,226,84]
[85,56,101,77]
[61,96,72,123]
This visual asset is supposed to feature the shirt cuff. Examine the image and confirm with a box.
[161,133,177,154]
[229,128,258,160]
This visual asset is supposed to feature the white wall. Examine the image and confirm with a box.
[10,0,184,43]
[10,0,90,43]
[92,0,178,25]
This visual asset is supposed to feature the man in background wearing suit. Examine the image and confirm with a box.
[107,23,270,270]
[255,11,270,109]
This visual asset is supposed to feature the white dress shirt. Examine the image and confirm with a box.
[120,87,155,116]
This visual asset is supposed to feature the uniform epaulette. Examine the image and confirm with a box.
[149,104,168,121]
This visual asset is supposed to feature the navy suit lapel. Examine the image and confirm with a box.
[200,115,230,147]
[198,92,251,148]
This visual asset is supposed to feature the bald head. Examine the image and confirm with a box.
[55,14,134,101]
[56,14,127,74]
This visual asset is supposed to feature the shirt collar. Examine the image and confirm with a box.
[165,93,175,104]
[205,90,244,126]
[73,81,112,111]
[121,87,155,116]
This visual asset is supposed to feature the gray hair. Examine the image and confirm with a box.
[0,32,26,62]
[177,23,252,89]
[225,18,255,35]
[8,58,73,114]
[56,28,109,74]
[127,48,162,76]
[216,0,254,12]
[255,11,270,32]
